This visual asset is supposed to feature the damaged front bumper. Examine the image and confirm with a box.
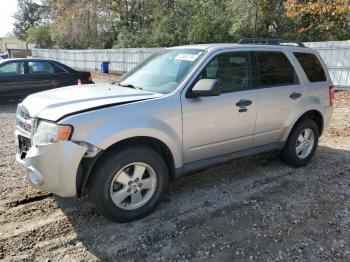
[16,133,87,197]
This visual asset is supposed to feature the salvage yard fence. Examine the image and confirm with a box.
[305,41,350,89]
[31,48,162,73]
[31,40,350,89]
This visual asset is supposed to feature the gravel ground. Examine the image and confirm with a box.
[0,88,350,261]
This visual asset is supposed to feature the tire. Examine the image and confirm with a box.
[280,119,319,167]
[88,145,169,222]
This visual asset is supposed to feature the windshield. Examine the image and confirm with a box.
[118,48,205,93]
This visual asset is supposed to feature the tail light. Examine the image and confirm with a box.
[329,85,335,106]
[88,73,92,82]
[77,79,82,85]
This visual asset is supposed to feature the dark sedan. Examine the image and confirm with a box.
[0,58,93,102]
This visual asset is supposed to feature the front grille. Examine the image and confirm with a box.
[16,104,32,135]
[16,104,31,120]
[18,135,31,157]
[20,110,30,119]
[16,105,33,158]
[16,118,31,133]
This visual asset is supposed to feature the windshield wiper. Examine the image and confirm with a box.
[117,82,142,90]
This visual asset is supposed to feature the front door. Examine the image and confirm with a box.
[182,51,258,163]
[0,61,26,101]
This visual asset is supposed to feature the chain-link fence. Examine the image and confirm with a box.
[32,40,350,89]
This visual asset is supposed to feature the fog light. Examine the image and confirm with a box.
[27,166,44,186]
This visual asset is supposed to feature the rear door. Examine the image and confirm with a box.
[49,62,78,87]
[182,51,258,163]
[293,52,331,107]
[0,61,26,101]
[252,50,303,146]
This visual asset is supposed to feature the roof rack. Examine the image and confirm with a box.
[239,38,306,48]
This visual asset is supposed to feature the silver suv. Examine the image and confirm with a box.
[15,39,334,222]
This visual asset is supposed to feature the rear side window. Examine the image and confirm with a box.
[294,52,327,82]
[51,63,67,73]
[28,61,55,74]
[256,51,297,87]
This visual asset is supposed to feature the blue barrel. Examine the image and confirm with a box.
[101,61,110,73]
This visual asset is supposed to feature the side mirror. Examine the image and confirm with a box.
[189,79,221,98]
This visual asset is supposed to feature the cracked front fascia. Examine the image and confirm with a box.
[72,141,103,158]
[24,141,87,197]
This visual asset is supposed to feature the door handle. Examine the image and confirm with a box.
[236,99,252,108]
[289,92,302,100]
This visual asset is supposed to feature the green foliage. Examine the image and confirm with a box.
[187,1,233,43]
[13,0,350,49]
[148,0,192,47]
[26,25,53,48]
[14,0,46,40]
[115,27,152,48]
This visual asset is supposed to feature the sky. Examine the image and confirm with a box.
[0,0,18,37]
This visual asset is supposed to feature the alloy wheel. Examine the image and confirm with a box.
[109,162,157,210]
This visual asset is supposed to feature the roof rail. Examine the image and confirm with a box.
[239,38,306,48]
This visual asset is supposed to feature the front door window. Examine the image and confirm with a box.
[0,62,25,76]
[197,52,251,93]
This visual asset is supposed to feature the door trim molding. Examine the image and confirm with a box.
[189,134,254,152]
[175,142,285,177]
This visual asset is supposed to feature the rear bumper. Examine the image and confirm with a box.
[323,106,333,132]
[16,140,87,197]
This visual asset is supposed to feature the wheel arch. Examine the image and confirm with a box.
[77,136,177,196]
[282,109,324,143]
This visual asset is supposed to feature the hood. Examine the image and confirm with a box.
[21,83,163,121]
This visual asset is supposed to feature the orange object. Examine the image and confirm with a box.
[57,125,72,141]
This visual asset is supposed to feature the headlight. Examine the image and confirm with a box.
[32,120,72,145]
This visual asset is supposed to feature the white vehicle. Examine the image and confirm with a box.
[15,39,334,222]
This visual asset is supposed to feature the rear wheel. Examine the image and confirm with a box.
[89,145,168,222]
[280,119,319,167]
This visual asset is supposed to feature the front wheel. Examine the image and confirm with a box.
[280,119,319,167]
[88,145,169,222]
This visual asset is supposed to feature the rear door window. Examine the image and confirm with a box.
[294,52,327,82]
[28,61,55,74]
[256,51,297,87]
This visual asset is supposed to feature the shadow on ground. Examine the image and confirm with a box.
[0,102,18,113]
[57,145,350,261]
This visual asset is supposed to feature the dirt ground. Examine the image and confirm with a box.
[0,85,350,261]
[91,71,122,84]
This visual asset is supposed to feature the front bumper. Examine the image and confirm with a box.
[16,136,87,197]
